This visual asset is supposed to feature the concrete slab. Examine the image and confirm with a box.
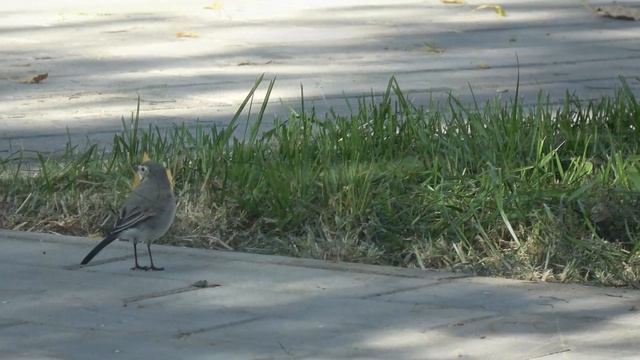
[0,229,639,359]
[2,0,640,155]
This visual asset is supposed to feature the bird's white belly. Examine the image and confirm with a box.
[117,227,146,244]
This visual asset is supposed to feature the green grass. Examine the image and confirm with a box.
[2,75,640,287]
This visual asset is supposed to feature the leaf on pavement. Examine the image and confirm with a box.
[176,31,198,38]
[28,73,48,84]
[475,4,507,17]
[422,42,445,54]
[204,1,224,10]
[595,4,640,20]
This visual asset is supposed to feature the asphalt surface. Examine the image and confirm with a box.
[2,0,640,154]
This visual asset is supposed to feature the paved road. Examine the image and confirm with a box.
[1,229,639,359]
[2,0,640,155]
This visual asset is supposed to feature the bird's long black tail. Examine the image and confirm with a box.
[81,233,118,265]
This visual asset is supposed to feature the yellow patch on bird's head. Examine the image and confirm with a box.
[131,152,152,188]
[132,174,140,188]
[132,169,141,188]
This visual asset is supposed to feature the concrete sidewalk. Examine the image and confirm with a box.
[1,229,639,359]
[2,0,640,155]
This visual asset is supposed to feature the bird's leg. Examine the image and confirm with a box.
[131,242,149,271]
[147,242,164,271]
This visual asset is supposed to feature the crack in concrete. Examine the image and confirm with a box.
[174,316,266,339]
[424,314,501,332]
[360,284,442,299]
[122,284,219,305]
[0,320,29,329]
[527,348,572,359]
[360,274,476,299]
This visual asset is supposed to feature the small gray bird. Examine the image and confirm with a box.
[81,160,176,271]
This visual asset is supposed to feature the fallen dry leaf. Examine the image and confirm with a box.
[176,31,198,38]
[475,4,507,17]
[477,63,491,69]
[237,60,274,66]
[28,73,48,84]
[47,218,79,230]
[192,280,208,288]
[595,4,640,20]
[421,42,445,54]
[441,0,464,4]
[204,1,224,10]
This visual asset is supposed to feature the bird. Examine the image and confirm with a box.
[81,158,176,271]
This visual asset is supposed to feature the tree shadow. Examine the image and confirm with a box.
[1,231,639,358]
[1,0,640,154]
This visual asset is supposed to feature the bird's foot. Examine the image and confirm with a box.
[130,265,150,271]
[149,265,164,271]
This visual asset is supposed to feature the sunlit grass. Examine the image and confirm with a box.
[2,75,640,287]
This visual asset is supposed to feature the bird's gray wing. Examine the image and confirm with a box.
[81,204,156,265]
[111,205,156,235]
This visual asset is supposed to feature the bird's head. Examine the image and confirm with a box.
[133,153,174,190]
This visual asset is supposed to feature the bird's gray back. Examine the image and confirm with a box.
[121,180,176,243]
